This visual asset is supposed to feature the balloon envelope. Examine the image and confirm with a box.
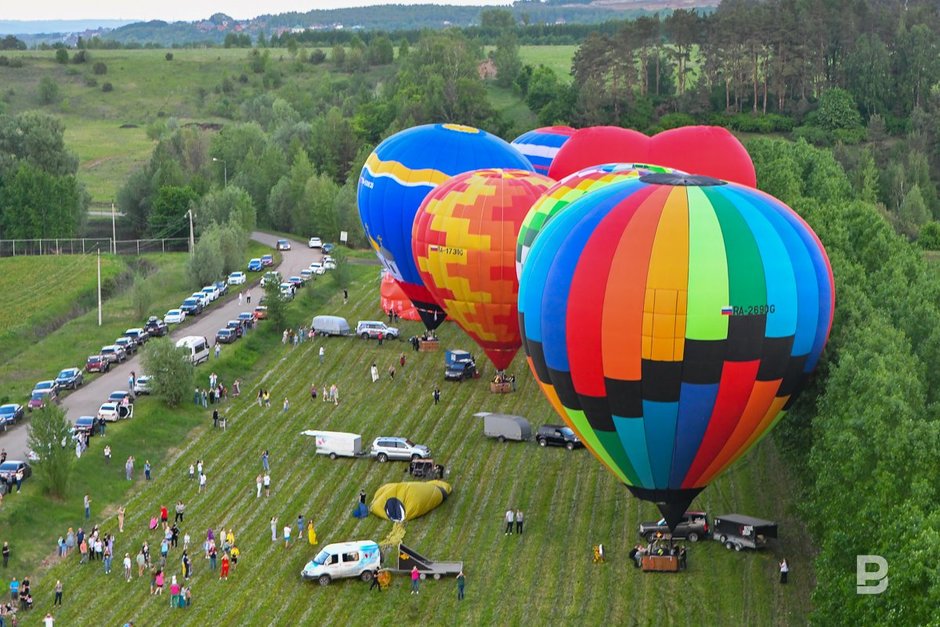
[414,168,554,371]
[511,126,576,177]
[357,123,533,329]
[548,125,757,187]
[519,173,833,527]
[380,271,421,321]
[370,481,452,522]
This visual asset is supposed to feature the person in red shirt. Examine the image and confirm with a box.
[160,505,168,524]
[220,554,230,580]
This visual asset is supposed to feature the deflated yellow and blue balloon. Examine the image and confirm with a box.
[370,481,453,522]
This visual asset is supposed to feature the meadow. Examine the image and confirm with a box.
[13,263,811,626]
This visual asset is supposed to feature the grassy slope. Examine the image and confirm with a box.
[0,240,271,402]
[519,45,577,82]
[22,264,811,626]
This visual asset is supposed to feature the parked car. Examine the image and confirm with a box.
[309,261,325,275]
[0,460,31,487]
[276,239,291,251]
[214,280,229,296]
[370,437,431,463]
[444,350,477,381]
[133,376,152,395]
[323,256,336,270]
[201,285,221,302]
[288,276,304,289]
[535,425,583,450]
[279,282,296,300]
[108,390,134,404]
[85,355,110,373]
[180,298,203,316]
[114,336,137,355]
[237,312,256,329]
[638,511,710,543]
[164,309,186,325]
[55,367,84,390]
[322,243,335,254]
[100,345,127,364]
[301,540,381,586]
[308,237,323,249]
[228,271,247,285]
[261,254,274,267]
[124,328,149,344]
[215,328,236,344]
[253,306,268,320]
[32,380,59,395]
[0,404,24,429]
[300,269,313,282]
[72,416,97,437]
[145,316,169,337]
[225,320,245,338]
[97,402,133,422]
[356,321,399,340]
[248,258,263,272]
[28,389,57,411]
[191,292,210,308]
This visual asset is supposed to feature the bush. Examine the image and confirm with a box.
[791,125,831,146]
[93,61,107,75]
[71,50,87,64]
[102,82,113,92]
[142,338,194,407]
[0,56,8,67]
[55,48,68,64]
[919,222,940,250]
[26,406,74,498]
[832,127,866,144]
[309,49,326,65]
[656,112,697,130]
[37,76,60,104]
[84,76,98,87]
[165,52,174,61]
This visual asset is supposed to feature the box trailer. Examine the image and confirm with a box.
[301,430,366,459]
[474,412,532,442]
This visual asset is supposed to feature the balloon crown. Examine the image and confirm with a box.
[640,172,727,187]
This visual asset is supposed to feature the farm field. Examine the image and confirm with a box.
[0,240,271,402]
[519,45,577,81]
[21,264,812,626]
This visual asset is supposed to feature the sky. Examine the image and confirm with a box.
[3,0,513,22]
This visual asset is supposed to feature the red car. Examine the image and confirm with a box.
[86,355,111,373]
[253,306,268,320]
[28,388,57,411]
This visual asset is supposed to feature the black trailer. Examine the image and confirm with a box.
[392,543,462,579]
[712,514,777,551]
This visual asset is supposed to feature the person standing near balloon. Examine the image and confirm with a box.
[779,559,789,584]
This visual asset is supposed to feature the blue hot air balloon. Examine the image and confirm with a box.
[511,126,576,177]
[357,123,533,329]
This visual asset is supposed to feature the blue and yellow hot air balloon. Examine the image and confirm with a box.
[357,124,533,330]
[519,173,834,529]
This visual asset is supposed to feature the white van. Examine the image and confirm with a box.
[175,336,210,365]
[301,430,364,459]
[301,540,381,585]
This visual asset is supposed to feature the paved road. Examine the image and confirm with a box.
[2,232,321,461]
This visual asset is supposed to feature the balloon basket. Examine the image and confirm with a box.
[419,339,440,352]
[490,382,513,394]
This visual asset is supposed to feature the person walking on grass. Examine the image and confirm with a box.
[1,542,9,568]
[256,474,263,498]
[505,508,514,535]
[410,566,420,594]
[125,457,134,481]
[262,450,270,471]
[516,509,524,534]
[779,558,789,584]
[263,472,271,497]
[104,445,112,465]
[123,553,132,582]
[283,524,292,548]
[175,501,185,523]
[199,471,207,493]
[456,571,465,600]
[370,363,379,383]
[53,579,63,606]
[220,553,230,580]
[118,507,125,533]
[84,494,91,520]
[270,517,278,542]
[145,461,151,481]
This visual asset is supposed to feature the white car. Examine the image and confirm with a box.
[191,293,210,307]
[228,271,247,285]
[279,282,296,300]
[308,237,323,249]
[323,258,337,271]
[201,285,220,302]
[133,376,151,395]
[165,309,186,324]
[97,402,133,422]
[309,261,325,275]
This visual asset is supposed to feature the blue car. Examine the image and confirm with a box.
[322,243,335,254]
[0,404,24,429]
[248,258,263,272]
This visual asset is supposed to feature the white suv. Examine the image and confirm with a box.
[308,237,323,248]
[371,437,431,463]
[356,321,399,340]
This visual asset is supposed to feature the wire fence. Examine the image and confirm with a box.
[0,238,190,257]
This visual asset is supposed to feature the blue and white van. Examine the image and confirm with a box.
[301,540,381,585]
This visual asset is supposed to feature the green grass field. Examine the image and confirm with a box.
[0,240,272,402]
[14,264,812,626]
[519,45,576,81]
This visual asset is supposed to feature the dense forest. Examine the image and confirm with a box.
[2,2,940,619]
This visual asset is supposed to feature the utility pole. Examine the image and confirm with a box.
[97,248,102,326]
[188,209,195,255]
[111,199,117,254]
[212,157,227,187]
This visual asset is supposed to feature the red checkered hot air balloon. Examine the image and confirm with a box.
[413,169,554,372]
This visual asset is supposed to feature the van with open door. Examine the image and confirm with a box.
[175,336,210,365]
[301,540,381,586]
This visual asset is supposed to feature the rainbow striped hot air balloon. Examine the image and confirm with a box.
[519,173,834,528]
[510,126,576,177]
[357,124,533,330]
[413,169,554,372]
[515,162,679,280]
